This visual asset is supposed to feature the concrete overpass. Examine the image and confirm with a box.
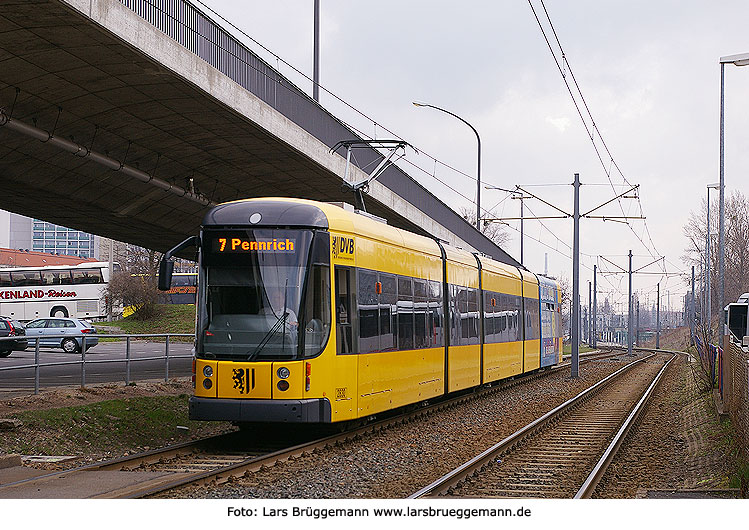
[0,0,521,267]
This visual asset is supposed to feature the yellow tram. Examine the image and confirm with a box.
[158,198,563,424]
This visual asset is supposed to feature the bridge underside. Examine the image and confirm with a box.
[0,0,521,269]
[0,0,430,253]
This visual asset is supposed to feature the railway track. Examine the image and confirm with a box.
[410,351,675,499]
[0,349,631,498]
[0,429,304,499]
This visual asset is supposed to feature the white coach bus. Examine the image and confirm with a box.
[0,262,113,321]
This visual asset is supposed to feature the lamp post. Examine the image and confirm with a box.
[706,183,718,330]
[718,52,749,328]
[413,102,481,230]
[313,0,320,102]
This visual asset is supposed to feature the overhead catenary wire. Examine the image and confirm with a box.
[528,0,662,264]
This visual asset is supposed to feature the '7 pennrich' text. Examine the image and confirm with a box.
[216,237,295,253]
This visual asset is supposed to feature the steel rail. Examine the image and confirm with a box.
[0,431,237,493]
[408,352,657,498]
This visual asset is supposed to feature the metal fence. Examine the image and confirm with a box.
[0,333,193,395]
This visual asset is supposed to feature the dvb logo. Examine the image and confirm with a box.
[333,236,354,259]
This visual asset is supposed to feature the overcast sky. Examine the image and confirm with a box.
[198,0,749,313]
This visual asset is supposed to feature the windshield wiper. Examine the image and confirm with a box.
[247,278,290,361]
[246,310,288,361]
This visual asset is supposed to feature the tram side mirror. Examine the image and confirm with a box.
[158,236,199,291]
[158,259,174,291]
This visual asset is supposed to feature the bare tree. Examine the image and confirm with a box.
[101,245,164,320]
[123,245,162,277]
[459,207,511,247]
[682,190,749,322]
[682,190,749,392]
[725,192,749,304]
[105,271,160,320]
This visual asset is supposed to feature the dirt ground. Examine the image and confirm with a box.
[0,378,194,418]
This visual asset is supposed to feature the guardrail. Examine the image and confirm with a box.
[0,333,193,395]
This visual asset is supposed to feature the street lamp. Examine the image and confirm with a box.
[718,52,749,329]
[413,101,481,230]
[706,183,719,330]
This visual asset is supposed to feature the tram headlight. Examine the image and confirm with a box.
[202,378,213,390]
[277,367,290,379]
[203,365,213,377]
[277,380,289,391]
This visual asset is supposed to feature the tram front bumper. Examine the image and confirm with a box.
[188,396,332,423]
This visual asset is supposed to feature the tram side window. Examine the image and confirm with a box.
[498,293,508,343]
[354,270,441,353]
[11,271,42,286]
[458,287,469,344]
[512,295,520,341]
[448,285,456,345]
[467,288,479,345]
[524,297,540,340]
[380,274,397,351]
[491,294,501,343]
[302,262,331,357]
[413,279,428,349]
[358,270,380,354]
[428,280,443,348]
[449,285,462,346]
[335,267,356,355]
[397,276,414,350]
[495,293,504,343]
[483,292,495,343]
[511,294,520,342]
[501,294,512,343]
[0,272,10,287]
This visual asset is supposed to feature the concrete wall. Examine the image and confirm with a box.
[0,210,31,250]
[0,210,9,249]
[9,214,32,251]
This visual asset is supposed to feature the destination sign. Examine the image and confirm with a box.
[213,237,296,253]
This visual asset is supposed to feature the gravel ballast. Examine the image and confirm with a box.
[167,353,696,499]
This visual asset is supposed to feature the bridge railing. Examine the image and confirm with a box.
[118,0,333,146]
[0,333,194,395]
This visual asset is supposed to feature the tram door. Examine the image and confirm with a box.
[332,266,358,420]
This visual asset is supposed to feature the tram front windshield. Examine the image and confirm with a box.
[200,229,330,361]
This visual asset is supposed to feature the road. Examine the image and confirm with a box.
[0,340,194,392]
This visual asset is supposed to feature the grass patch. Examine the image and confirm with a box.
[563,344,596,354]
[98,304,196,336]
[0,395,227,456]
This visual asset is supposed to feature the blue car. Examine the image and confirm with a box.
[24,317,98,353]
